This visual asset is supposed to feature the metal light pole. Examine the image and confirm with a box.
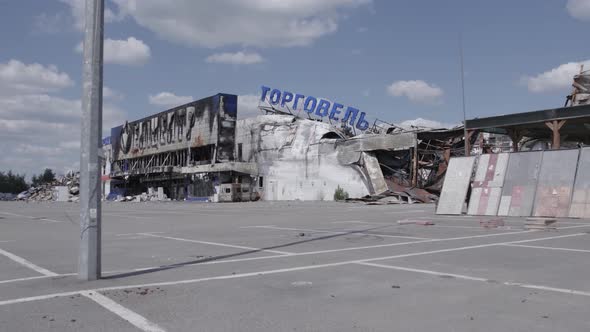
[79,0,104,281]
[459,34,469,156]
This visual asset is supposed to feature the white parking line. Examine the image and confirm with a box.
[0,228,582,288]
[356,262,489,281]
[103,213,150,220]
[115,232,165,237]
[81,291,167,332]
[356,262,590,297]
[1,233,588,307]
[359,233,587,263]
[502,243,590,253]
[0,247,58,277]
[0,211,65,223]
[139,233,294,255]
[247,225,432,240]
[556,224,590,230]
[0,275,70,284]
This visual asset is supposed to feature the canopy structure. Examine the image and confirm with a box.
[465,104,590,152]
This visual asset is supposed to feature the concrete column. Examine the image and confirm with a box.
[545,120,566,150]
[507,129,523,152]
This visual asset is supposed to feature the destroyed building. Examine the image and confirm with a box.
[102,93,466,202]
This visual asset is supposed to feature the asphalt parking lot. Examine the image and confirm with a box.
[1,201,590,331]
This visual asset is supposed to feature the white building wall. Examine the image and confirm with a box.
[236,115,370,201]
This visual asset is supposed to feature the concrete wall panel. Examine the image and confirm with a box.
[436,156,476,215]
[498,151,542,216]
[533,149,579,217]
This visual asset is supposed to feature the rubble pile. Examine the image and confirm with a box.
[0,193,16,201]
[346,187,438,205]
[16,172,80,202]
[109,187,169,202]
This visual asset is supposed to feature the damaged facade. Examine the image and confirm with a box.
[102,93,466,202]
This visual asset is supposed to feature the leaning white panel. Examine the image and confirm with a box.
[436,156,476,215]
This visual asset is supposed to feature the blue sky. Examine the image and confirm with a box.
[1,0,589,176]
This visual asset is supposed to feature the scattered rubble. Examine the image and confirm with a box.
[479,219,505,229]
[397,219,435,226]
[346,187,438,205]
[524,218,557,230]
[110,187,169,202]
[16,172,80,202]
[12,174,170,203]
[0,193,16,201]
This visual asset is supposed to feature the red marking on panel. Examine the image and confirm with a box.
[477,188,491,215]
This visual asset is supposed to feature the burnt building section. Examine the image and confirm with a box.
[103,93,470,203]
[108,93,239,200]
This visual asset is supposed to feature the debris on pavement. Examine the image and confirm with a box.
[524,217,557,230]
[480,219,505,229]
[397,219,435,226]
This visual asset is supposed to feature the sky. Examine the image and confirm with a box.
[1,0,589,177]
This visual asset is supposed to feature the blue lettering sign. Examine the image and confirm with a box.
[269,89,281,105]
[304,96,318,113]
[260,86,369,130]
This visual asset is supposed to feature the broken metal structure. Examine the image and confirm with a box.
[566,69,590,107]
[102,93,468,202]
[465,104,590,152]
[466,71,590,152]
[438,70,590,216]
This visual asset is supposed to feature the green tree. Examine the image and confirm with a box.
[0,171,29,194]
[40,168,55,183]
[31,168,56,187]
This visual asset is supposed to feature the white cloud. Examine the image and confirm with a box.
[33,12,67,34]
[0,95,126,177]
[0,59,74,95]
[387,80,444,104]
[238,94,261,119]
[111,0,371,48]
[523,60,589,93]
[357,27,368,33]
[103,86,125,101]
[148,92,194,108]
[567,0,590,20]
[0,59,127,177]
[60,0,124,31]
[206,52,264,65]
[399,118,456,130]
[75,37,151,66]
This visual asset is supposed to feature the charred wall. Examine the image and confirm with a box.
[110,93,237,175]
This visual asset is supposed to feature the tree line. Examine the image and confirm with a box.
[0,168,56,194]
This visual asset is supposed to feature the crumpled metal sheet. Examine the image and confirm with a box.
[337,132,416,152]
[498,151,542,216]
[467,153,509,216]
[570,147,590,218]
[436,156,476,215]
[532,149,579,217]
